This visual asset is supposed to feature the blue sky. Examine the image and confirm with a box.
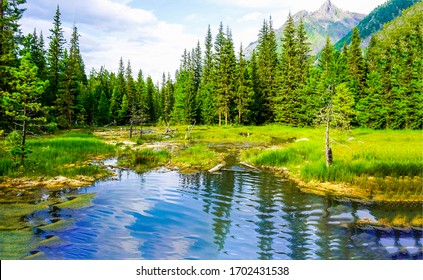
[20,0,387,81]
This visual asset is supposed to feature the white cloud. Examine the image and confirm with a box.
[21,0,197,81]
[237,12,265,23]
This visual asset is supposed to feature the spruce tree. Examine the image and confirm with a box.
[213,23,235,125]
[347,27,365,103]
[274,14,298,125]
[96,91,110,126]
[256,18,278,123]
[47,5,66,107]
[0,0,27,130]
[235,45,253,124]
[3,52,47,165]
[198,25,215,125]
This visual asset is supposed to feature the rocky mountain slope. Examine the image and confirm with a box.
[245,0,365,56]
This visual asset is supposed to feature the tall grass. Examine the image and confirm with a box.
[171,144,222,170]
[118,148,171,172]
[0,131,116,178]
[240,128,423,201]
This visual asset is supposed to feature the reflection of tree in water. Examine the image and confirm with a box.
[181,172,235,251]
[280,181,316,259]
[252,174,278,259]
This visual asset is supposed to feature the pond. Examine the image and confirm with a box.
[0,160,422,260]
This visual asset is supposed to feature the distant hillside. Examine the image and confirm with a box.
[334,0,421,49]
[245,0,365,56]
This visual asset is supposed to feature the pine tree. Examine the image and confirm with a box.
[96,91,110,125]
[3,52,47,165]
[198,25,215,125]
[126,60,137,137]
[347,27,365,103]
[110,58,126,123]
[145,76,156,123]
[255,18,278,124]
[274,14,298,125]
[213,23,235,125]
[235,45,253,124]
[0,0,27,130]
[56,26,86,130]
[46,5,66,107]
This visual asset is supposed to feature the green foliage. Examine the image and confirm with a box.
[334,0,421,49]
[171,144,222,171]
[0,132,115,177]
[119,148,170,172]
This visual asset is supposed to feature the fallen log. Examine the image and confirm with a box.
[240,162,260,171]
[208,163,224,173]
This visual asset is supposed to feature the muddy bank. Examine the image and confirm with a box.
[0,174,109,189]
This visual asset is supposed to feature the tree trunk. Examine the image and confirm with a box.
[129,118,133,138]
[21,118,27,166]
[218,112,222,126]
[325,106,333,167]
[225,110,228,126]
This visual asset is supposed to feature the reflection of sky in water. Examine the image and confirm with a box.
[3,165,421,260]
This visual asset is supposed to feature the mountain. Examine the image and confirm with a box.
[245,0,365,56]
[334,0,421,49]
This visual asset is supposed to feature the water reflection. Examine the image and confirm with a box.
[0,166,421,260]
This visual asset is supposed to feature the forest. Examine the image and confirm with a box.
[0,0,422,263]
[1,1,422,136]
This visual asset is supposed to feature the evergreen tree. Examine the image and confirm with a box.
[0,0,27,130]
[110,58,126,123]
[347,27,365,103]
[3,52,47,165]
[145,76,156,123]
[213,23,236,125]
[96,91,110,125]
[56,26,86,129]
[126,60,137,137]
[198,25,215,125]
[274,14,299,125]
[46,5,66,107]
[255,18,278,124]
[235,45,253,124]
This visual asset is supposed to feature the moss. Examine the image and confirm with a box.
[0,230,38,260]
[38,235,61,246]
[38,218,75,231]
[55,193,95,209]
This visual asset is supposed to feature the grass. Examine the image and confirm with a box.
[171,144,223,171]
[0,131,116,178]
[240,128,423,202]
[118,148,171,172]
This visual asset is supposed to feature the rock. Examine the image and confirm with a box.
[295,138,309,142]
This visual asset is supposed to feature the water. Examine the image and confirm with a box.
[0,161,422,260]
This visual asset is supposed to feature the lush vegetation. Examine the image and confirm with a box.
[0,131,115,178]
[334,0,420,49]
[241,128,423,202]
[0,0,421,198]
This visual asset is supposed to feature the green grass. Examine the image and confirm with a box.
[118,148,171,172]
[0,131,116,178]
[240,128,423,201]
[171,144,223,171]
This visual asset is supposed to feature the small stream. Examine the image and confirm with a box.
[0,159,422,260]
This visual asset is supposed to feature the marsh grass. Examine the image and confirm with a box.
[118,148,171,172]
[241,128,423,201]
[0,131,115,178]
[171,144,223,171]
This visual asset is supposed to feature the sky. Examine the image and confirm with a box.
[20,0,388,81]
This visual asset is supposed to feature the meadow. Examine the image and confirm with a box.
[0,131,115,179]
[1,125,422,202]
